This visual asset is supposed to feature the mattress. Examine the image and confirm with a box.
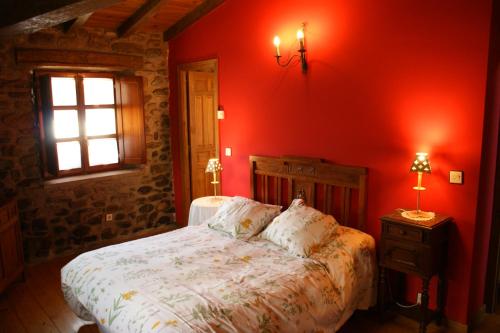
[61,224,377,333]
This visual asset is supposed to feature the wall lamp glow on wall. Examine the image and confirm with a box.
[273,23,308,73]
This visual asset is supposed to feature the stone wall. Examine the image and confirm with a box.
[0,27,176,262]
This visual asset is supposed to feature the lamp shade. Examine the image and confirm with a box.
[205,158,222,173]
[410,152,431,173]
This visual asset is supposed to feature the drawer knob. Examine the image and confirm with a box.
[399,230,406,235]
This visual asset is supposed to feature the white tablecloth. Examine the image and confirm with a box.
[188,196,231,226]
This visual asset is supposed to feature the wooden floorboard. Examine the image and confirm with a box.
[0,293,27,333]
[0,257,98,333]
[6,283,60,333]
[25,263,86,333]
[0,257,498,333]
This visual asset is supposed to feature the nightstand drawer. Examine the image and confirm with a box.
[381,239,429,274]
[386,223,423,242]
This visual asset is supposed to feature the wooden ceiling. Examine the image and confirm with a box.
[0,0,223,40]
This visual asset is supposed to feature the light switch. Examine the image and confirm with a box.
[449,170,464,184]
[225,147,232,156]
[217,110,225,120]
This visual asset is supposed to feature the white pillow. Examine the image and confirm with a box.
[261,198,339,257]
[207,196,281,240]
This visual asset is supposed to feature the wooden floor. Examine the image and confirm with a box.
[0,257,499,333]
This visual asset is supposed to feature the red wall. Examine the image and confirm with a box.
[169,0,492,324]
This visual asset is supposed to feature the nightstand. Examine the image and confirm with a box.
[378,211,452,333]
[188,196,231,226]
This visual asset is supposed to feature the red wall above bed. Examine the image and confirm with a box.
[168,0,493,325]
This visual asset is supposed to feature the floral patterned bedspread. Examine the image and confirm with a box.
[61,225,377,333]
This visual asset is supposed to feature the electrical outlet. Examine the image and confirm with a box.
[417,292,422,305]
[449,170,464,184]
[106,214,113,222]
[217,110,225,120]
[225,147,232,156]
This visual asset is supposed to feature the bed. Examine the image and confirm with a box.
[62,156,377,333]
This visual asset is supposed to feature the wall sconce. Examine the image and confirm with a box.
[273,23,308,73]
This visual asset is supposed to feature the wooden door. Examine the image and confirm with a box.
[187,71,218,199]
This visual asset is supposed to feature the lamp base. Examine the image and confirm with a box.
[210,196,224,203]
[401,210,435,221]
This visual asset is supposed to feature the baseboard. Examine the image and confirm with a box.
[468,304,486,331]
[445,318,468,333]
[392,314,468,333]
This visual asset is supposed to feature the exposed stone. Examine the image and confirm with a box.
[153,88,168,95]
[35,238,52,258]
[93,201,106,208]
[74,186,90,198]
[139,204,154,213]
[106,205,120,213]
[0,159,13,169]
[158,216,172,225]
[83,235,98,242]
[102,228,115,240]
[88,216,102,225]
[111,42,144,54]
[53,226,67,234]
[146,48,162,57]
[17,198,30,210]
[32,218,47,233]
[0,27,177,262]
[117,221,132,229]
[137,185,152,194]
[148,211,158,223]
[148,193,163,202]
[72,225,90,238]
[55,208,70,216]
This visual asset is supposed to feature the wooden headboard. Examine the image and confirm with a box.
[250,156,368,230]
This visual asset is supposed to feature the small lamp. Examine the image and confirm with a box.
[401,152,435,221]
[205,158,222,197]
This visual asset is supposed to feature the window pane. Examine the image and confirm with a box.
[57,141,81,170]
[54,110,79,139]
[88,138,119,166]
[85,108,116,136]
[83,78,115,105]
[51,77,77,106]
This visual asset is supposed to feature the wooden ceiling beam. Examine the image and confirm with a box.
[62,12,93,33]
[0,0,120,36]
[163,0,224,41]
[117,0,165,38]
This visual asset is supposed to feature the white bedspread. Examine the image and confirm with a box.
[61,225,377,333]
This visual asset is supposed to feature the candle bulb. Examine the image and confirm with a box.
[296,29,304,49]
[273,35,281,57]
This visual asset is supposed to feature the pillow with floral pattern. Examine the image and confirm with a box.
[207,196,282,240]
[261,198,339,257]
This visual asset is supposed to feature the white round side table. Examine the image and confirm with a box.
[188,196,231,226]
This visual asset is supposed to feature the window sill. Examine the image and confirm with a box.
[44,167,144,187]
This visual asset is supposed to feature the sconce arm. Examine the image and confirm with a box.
[275,54,300,67]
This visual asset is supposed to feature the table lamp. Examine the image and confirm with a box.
[205,158,222,197]
[401,152,435,221]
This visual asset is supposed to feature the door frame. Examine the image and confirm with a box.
[483,0,500,313]
[484,149,500,312]
[177,59,219,225]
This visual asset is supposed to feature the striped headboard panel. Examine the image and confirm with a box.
[249,155,368,230]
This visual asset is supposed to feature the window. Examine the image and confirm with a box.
[37,72,146,178]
